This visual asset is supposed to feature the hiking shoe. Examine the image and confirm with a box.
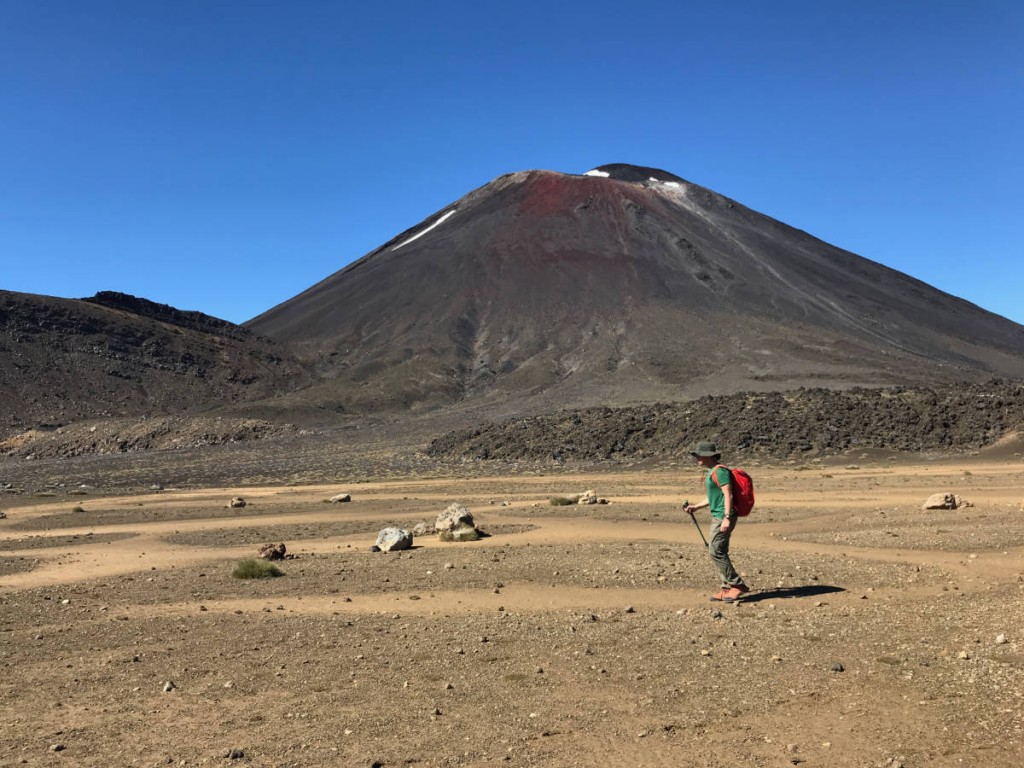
[720,585,750,602]
[709,589,731,602]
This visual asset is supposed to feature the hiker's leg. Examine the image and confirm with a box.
[709,519,744,588]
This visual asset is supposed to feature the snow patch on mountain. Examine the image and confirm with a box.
[584,169,610,177]
[392,209,457,251]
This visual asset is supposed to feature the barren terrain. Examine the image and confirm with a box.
[1,458,1022,767]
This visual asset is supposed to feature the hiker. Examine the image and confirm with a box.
[683,441,750,602]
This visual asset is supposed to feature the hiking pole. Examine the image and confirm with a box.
[684,500,709,547]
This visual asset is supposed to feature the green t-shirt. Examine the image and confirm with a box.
[705,466,732,519]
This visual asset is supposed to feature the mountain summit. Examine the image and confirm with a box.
[247,164,1024,414]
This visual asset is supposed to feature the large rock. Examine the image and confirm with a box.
[436,503,482,542]
[922,493,970,510]
[228,497,247,509]
[375,527,413,552]
[329,493,351,503]
[436,503,474,532]
[258,542,287,560]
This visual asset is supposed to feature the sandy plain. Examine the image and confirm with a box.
[1,459,1022,767]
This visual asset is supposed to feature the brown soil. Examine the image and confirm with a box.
[1,462,1022,767]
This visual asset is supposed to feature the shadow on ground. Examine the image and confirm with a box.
[742,585,845,603]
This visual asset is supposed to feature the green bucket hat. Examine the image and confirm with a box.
[689,441,721,458]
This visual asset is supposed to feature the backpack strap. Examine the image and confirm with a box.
[708,464,731,487]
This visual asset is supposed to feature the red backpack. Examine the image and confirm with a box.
[709,464,755,516]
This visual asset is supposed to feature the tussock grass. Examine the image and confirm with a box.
[549,496,576,506]
[232,559,284,579]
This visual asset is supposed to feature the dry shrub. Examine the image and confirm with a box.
[232,559,284,579]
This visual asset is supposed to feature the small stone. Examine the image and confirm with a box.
[225,748,244,759]
[50,744,65,752]
[700,649,711,656]
[996,634,1008,645]
[163,681,176,692]
[957,650,971,660]
[831,662,845,672]
[443,682,454,690]
[625,605,635,614]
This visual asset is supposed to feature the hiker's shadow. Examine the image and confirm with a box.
[742,585,845,603]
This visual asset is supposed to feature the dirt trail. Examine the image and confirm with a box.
[2,461,1022,767]
[3,463,1022,592]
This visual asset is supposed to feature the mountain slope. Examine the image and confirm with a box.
[0,290,309,435]
[247,164,1024,414]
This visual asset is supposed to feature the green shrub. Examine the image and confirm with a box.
[549,496,576,506]
[232,559,284,579]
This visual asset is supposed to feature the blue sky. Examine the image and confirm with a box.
[3,1,1022,325]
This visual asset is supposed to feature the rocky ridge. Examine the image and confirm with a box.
[428,380,1024,463]
[0,289,309,436]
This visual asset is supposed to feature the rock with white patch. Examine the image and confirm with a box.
[375,527,413,553]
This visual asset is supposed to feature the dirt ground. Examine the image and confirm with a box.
[1,459,1022,767]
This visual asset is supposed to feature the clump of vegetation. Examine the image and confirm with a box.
[71,505,86,513]
[549,496,576,506]
[232,559,284,579]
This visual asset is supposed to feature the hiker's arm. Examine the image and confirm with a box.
[721,484,734,531]
[684,498,708,513]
